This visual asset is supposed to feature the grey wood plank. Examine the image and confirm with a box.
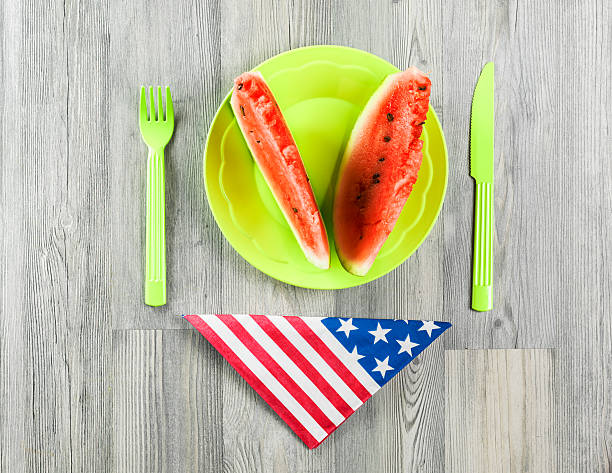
[445,349,556,473]
[107,0,228,329]
[442,0,536,350]
[0,3,27,471]
[1,1,71,472]
[113,329,224,473]
[558,0,612,469]
[64,1,114,471]
[0,0,115,471]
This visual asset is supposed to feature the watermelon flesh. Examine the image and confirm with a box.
[333,67,431,276]
[231,71,330,269]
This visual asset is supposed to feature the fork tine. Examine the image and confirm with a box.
[149,86,155,121]
[139,86,147,122]
[165,87,174,123]
[157,86,163,121]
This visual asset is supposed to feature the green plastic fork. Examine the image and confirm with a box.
[139,86,174,306]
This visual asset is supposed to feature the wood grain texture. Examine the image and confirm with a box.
[445,349,556,472]
[1,0,610,472]
[113,329,223,473]
[2,1,72,471]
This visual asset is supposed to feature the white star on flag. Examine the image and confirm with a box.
[372,356,394,378]
[346,346,365,363]
[418,320,440,337]
[336,318,358,337]
[368,323,391,344]
[397,334,419,356]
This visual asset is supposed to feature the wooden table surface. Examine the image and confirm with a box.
[1,1,610,472]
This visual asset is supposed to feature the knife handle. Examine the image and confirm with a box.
[145,148,166,307]
[472,182,493,311]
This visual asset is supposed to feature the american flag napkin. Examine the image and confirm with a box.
[184,314,451,448]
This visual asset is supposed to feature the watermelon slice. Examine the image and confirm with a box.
[231,72,330,269]
[333,67,431,276]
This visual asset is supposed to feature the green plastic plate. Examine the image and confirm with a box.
[204,45,447,289]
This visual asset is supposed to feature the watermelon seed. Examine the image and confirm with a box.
[356,194,361,200]
[418,121,426,126]
[378,157,385,162]
[383,136,391,142]
[418,86,427,91]
[386,113,394,122]
[373,173,380,179]
[256,140,260,143]
[240,105,245,116]
[359,235,363,240]
[238,83,243,90]
[292,207,298,213]
[373,179,381,184]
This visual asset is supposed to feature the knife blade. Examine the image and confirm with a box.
[470,62,494,311]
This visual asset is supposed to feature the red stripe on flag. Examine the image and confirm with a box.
[251,314,354,419]
[218,314,336,434]
[286,316,371,403]
[183,315,320,449]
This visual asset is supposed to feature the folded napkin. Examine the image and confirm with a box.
[184,314,451,448]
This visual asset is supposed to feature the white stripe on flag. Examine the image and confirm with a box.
[237,315,345,426]
[202,315,327,441]
[301,317,381,395]
[272,316,363,410]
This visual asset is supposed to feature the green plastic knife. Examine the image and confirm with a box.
[470,62,494,311]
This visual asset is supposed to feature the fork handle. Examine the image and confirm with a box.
[145,147,166,306]
[471,182,493,311]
